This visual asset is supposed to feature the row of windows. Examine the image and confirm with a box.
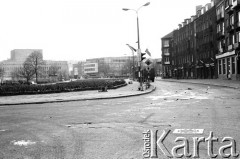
[84,68,96,71]
[218,32,240,50]
[84,64,96,67]
[1,66,62,71]
[172,55,194,65]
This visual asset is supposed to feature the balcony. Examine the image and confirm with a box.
[225,4,233,10]
[228,44,233,51]
[227,25,234,32]
[232,0,240,9]
[164,61,170,65]
[216,14,224,22]
[236,22,240,31]
[217,31,225,39]
[219,48,223,53]
[163,44,169,47]
[234,43,240,49]
[164,52,170,56]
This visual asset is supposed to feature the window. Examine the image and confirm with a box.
[163,40,169,47]
[223,58,226,74]
[221,5,224,17]
[217,24,221,33]
[230,15,234,25]
[227,58,231,75]
[164,48,169,53]
[219,59,222,74]
[236,32,239,42]
[233,34,235,44]
[222,22,225,34]
[238,56,240,74]
[232,57,235,74]
[238,11,240,22]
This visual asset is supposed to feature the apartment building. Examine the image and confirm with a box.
[165,0,224,80]
[161,32,173,78]
[216,0,240,80]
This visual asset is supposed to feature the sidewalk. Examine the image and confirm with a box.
[0,81,156,106]
[157,78,240,89]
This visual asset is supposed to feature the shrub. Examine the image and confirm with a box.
[0,79,126,96]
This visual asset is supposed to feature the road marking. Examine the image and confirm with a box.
[173,129,204,134]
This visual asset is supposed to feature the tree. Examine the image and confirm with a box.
[25,51,45,83]
[17,61,35,83]
[49,64,60,76]
[0,67,4,84]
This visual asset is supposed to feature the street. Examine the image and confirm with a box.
[0,80,240,159]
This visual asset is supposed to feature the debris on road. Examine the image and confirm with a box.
[11,140,36,146]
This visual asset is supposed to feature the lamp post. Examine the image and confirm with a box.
[123,2,150,91]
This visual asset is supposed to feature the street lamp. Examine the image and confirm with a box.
[122,2,150,91]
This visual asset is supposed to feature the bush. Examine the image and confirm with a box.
[0,79,126,96]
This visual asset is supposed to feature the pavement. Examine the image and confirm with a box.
[0,80,156,106]
[157,78,240,89]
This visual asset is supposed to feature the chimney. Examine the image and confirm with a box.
[196,5,202,15]
[205,3,212,11]
[201,7,205,15]
[191,15,196,22]
[182,21,187,27]
[211,0,214,7]
[178,24,182,29]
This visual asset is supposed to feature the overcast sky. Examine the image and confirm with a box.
[0,0,212,62]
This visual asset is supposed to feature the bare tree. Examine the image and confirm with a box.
[17,61,35,83]
[25,51,45,83]
[58,70,68,81]
[0,67,4,84]
[48,64,60,77]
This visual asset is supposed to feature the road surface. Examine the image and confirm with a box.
[0,81,240,159]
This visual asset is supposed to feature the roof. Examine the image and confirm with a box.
[161,31,173,39]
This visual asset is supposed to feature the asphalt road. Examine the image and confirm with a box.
[0,81,240,159]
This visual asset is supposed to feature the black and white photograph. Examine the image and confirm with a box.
[0,0,240,158]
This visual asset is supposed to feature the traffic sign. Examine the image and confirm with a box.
[145,59,152,65]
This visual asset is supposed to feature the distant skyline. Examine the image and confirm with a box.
[0,0,212,61]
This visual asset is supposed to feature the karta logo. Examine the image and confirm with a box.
[142,129,239,158]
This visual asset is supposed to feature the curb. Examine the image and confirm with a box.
[159,79,239,89]
[0,86,156,106]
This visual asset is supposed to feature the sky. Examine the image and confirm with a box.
[0,0,212,62]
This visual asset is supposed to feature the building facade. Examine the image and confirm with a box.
[195,3,218,79]
[216,0,240,80]
[86,56,137,78]
[0,49,69,81]
[164,0,230,80]
[161,32,173,78]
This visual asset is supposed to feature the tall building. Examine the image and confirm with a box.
[11,49,43,62]
[161,32,173,78]
[195,3,218,79]
[165,0,224,80]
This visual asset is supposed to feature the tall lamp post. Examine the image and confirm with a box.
[123,2,150,91]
